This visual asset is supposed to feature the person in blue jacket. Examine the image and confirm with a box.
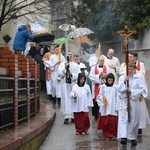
[13,24,34,51]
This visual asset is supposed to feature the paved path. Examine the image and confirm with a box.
[39,91,150,150]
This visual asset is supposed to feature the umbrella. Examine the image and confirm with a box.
[39,41,53,46]
[74,36,93,46]
[33,33,55,43]
[68,28,94,38]
[52,37,73,45]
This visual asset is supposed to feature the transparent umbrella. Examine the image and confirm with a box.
[68,28,94,38]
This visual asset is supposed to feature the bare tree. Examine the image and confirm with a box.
[0,0,53,31]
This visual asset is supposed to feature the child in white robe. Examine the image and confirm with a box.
[97,75,106,130]
[97,73,118,139]
[70,73,93,135]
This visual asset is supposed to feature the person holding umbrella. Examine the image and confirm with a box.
[13,24,34,52]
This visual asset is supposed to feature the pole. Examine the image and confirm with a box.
[124,34,130,122]
[65,31,69,58]
[117,24,136,122]
[58,45,62,62]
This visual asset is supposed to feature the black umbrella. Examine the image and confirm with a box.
[33,33,55,43]
[39,41,53,46]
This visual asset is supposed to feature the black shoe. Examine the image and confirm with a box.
[52,96,56,103]
[49,94,52,100]
[94,116,98,120]
[52,96,56,100]
[138,129,142,135]
[131,140,137,147]
[120,138,127,146]
[57,98,61,105]
[71,119,74,123]
[53,99,56,104]
[64,119,68,124]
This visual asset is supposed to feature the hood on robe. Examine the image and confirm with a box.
[105,73,115,86]
[77,73,86,87]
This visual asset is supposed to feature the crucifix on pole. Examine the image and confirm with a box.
[116,24,136,122]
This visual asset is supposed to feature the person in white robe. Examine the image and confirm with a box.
[88,49,99,91]
[118,52,150,135]
[42,45,55,99]
[43,45,66,102]
[73,54,88,77]
[89,56,111,119]
[138,73,150,131]
[117,63,146,147]
[70,73,93,135]
[119,52,145,76]
[57,51,81,124]
[96,73,118,139]
[88,49,98,68]
[103,49,120,84]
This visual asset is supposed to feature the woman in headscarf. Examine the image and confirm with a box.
[96,73,118,139]
[70,73,93,135]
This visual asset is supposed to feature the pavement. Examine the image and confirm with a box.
[39,91,150,150]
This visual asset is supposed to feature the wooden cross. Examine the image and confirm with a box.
[117,24,136,122]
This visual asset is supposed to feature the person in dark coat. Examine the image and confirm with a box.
[28,43,40,58]
[13,24,34,51]
[34,47,46,91]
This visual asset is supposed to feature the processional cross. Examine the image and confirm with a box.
[117,24,136,122]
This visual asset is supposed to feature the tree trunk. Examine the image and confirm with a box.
[0,31,5,46]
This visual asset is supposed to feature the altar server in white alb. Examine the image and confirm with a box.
[42,44,55,99]
[43,45,66,103]
[88,49,98,68]
[73,54,88,77]
[89,56,111,120]
[57,51,81,124]
[119,52,145,76]
[117,63,146,147]
[96,73,119,139]
[70,73,93,135]
[119,52,150,135]
[138,73,150,133]
[103,48,120,84]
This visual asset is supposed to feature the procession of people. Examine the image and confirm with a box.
[35,41,149,148]
[12,24,150,148]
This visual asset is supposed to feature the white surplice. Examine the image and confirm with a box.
[44,53,66,98]
[103,55,120,84]
[138,73,150,128]
[70,84,93,112]
[58,61,81,119]
[78,62,89,76]
[88,54,98,68]
[96,84,119,116]
[118,62,150,129]
[119,61,145,76]
[89,65,111,98]
[117,73,145,140]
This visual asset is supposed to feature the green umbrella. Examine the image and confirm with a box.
[52,37,73,44]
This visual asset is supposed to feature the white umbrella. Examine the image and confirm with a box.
[68,28,94,38]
